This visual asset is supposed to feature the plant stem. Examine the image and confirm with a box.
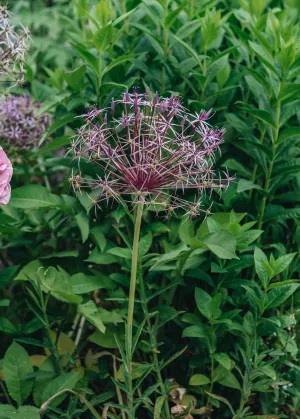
[249,128,265,200]
[97,53,103,108]
[139,274,170,419]
[126,203,143,415]
[257,100,281,231]
[161,0,169,93]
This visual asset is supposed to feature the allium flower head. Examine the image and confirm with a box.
[70,91,233,217]
[0,6,30,92]
[0,95,50,148]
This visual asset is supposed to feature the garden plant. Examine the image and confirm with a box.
[0,1,299,419]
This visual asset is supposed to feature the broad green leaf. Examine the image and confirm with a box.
[90,227,107,252]
[71,42,98,72]
[278,83,300,101]
[265,283,299,310]
[244,67,271,96]
[149,243,188,270]
[254,247,270,289]
[273,253,297,276]
[85,249,118,264]
[201,231,238,259]
[237,179,263,193]
[182,325,208,340]
[15,406,40,419]
[179,218,194,245]
[280,99,300,126]
[70,273,113,294]
[213,353,232,370]
[0,405,15,417]
[197,213,246,237]
[278,127,300,144]
[217,370,241,390]
[78,301,106,333]
[41,372,80,404]
[64,64,86,89]
[10,185,63,209]
[195,288,212,319]
[172,34,201,66]
[89,325,124,349]
[189,374,210,386]
[236,230,263,249]
[176,19,200,39]
[139,234,152,256]
[14,260,43,281]
[75,212,89,243]
[107,247,132,259]
[0,317,18,334]
[259,365,276,380]
[102,54,138,76]
[3,342,34,406]
[40,266,82,304]
[93,24,114,50]
[239,107,276,128]
[248,41,279,77]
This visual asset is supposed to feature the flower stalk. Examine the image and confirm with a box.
[126,202,143,414]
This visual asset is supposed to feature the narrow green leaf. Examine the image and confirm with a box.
[39,114,75,146]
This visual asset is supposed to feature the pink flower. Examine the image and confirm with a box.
[0,146,13,205]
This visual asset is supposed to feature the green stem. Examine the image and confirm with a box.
[139,274,170,419]
[38,156,51,192]
[97,53,103,108]
[206,324,215,407]
[126,203,143,415]
[41,292,63,373]
[257,100,281,231]
[249,129,265,200]
[161,0,169,93]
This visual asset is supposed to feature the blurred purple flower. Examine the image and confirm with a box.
[0,95,50,148]
[70,91,233,217]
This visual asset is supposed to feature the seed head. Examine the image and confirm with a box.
[70,91,234,217]
[0,6,30,93]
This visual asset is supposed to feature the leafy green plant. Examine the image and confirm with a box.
[0,0,299,418]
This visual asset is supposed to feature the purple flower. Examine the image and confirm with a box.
[70,91,233,217]
[0,95,50,148]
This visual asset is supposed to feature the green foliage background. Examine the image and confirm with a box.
[0,0,299,418]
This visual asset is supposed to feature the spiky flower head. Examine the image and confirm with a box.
[70,91,233,217]
[0,95,50,148]
[0,6,30,92]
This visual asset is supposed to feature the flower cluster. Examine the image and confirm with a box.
[0,146,13,205]
[70,91,233,217]
[0,95,50,148]
[0,6,30,91]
